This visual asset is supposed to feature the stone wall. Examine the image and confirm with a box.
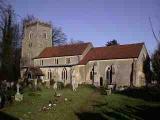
[135,45,148,86]
[34,55,81,67]
[39,67,72,85]
[83,59,134,87]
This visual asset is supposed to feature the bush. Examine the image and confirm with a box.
[0,89,16,108]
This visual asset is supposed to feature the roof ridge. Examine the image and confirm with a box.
[56,42,91,47]
[44,42,91,49]
[93,42,144,49]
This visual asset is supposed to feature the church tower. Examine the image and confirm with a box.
[21,21,52,67]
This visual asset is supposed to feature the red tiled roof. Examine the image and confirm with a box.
[79,43,144,65]
[36,42,91,58]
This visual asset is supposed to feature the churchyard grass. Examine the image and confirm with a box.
[1,85,160,120]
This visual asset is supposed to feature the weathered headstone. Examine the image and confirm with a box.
[46,81,50,88]
[15,83,23,101]
[53,82,57,90]
[34,79,38,90]
[72,78,78,91]
[106,89,112,95]
[10,81,14,88]
[72,71,79,91]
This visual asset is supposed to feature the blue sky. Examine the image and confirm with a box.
[9,0,160,55]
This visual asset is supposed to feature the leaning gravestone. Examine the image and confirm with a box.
[15,83,23,101]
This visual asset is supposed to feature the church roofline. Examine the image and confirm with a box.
[79,42,145,65]
[25,20,52,28]
[35,42,92,59]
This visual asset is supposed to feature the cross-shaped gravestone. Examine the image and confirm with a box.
[15,83,23,101]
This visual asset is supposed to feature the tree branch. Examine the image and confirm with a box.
[149,17,160,44]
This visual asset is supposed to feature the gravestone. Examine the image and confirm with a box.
[53,82,57,90]
[15,83,23,101]
[46,81,50,88]
[72,78,78,91]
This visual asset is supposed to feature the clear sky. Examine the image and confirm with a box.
[8,0,160,55]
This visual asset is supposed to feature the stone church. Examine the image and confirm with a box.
[21,21,149,88]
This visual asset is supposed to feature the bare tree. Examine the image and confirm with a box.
[149,17,160,84]
[149,17,160,44]
[52,26,67,46]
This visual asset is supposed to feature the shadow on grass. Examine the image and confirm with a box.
[116,86,160,102]
[123,105,160,120]
[0,111,19,120]
[76,112,107,120]
[76,104,160,120]
[104,105,160,120]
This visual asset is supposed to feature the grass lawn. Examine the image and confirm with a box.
[0,85,160,120]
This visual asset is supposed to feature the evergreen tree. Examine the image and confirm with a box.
[105,39,119,46]
[152,44,160,83]
[0,6,17,81]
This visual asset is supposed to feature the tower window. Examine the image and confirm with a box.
[43,32,47,39]
[29,43,32,48]
[29,31,33,39]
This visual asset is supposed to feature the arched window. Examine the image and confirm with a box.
[90,63,96,85]
[48,69,52,80]
[90,71,93,80]
[29,31,33,39]
[62,68,67,81]
[106,66,112,84]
